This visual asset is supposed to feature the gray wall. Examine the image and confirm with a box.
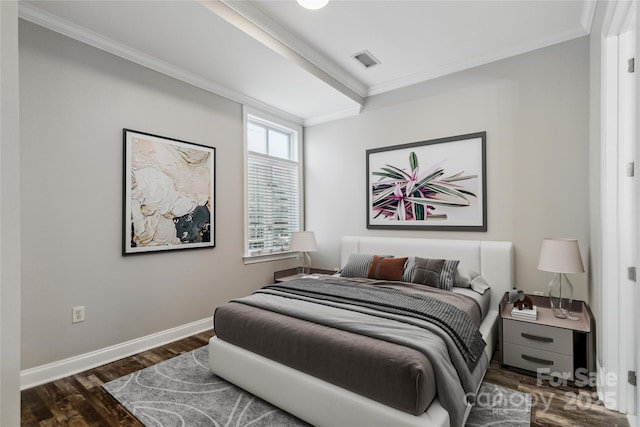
[305,37,591,301]
[19,21,295,370]
[2,2,22,424]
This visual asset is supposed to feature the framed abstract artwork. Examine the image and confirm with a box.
[123,129,216,254]
[367,132,486,231]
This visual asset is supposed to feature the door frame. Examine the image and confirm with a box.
[600,0,637,416]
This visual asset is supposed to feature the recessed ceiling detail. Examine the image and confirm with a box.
[352,50,381,69]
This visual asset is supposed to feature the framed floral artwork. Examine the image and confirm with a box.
[366,132,486,231]
[123,129,215,254]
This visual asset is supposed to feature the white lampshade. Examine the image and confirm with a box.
[297,0,330,10]
[289,231,318,252]
[537,238,585,274]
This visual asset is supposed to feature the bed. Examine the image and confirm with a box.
[209,236,514,427]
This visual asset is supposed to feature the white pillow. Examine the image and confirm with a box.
[454,264,491,294]
[470,275,491,294]
[454,264,479,288]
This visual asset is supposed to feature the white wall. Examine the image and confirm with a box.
[305,37,591,301]
[19,21,295,370]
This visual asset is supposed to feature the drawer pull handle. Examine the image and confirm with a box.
[521,333,553,343]
[521,354,554,365]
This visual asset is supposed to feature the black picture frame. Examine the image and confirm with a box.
[366,132,486,231]
[123,129,216,254]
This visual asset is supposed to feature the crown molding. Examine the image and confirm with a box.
[303,105,362,127]
[18,2,305,126]
[368,26,589,96]
[580,0,597,33]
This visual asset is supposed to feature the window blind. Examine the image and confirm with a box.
[247,152,300,255]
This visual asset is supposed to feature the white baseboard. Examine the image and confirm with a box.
[20,316,213,390]
[627,414,637,426]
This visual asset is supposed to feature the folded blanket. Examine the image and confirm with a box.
[265,279,486,370]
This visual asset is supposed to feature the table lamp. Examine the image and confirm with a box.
[289,231,317,275]
[537,238,585,320]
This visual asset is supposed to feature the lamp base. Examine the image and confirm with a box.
[296,252,311,275]
[296,266,311,275]
[551,307,579,321]
[548,272,577,320]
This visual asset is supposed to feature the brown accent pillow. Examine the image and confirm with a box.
[367,256,408,281]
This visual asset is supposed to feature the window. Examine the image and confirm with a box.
[244,109,302,260]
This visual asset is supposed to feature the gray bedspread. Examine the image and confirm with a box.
[265,279,486,370]
[234,278,489,427]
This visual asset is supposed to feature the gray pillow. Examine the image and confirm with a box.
[402,257,416,282]
[411,258,445,287]
[411,257,459,290]
[340,254,376,278]
[440,259,460,291]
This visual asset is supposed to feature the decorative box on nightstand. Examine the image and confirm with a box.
[499,294,595,383]
[273,268,335,283]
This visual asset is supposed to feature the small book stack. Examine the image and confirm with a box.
[511,305,537,320]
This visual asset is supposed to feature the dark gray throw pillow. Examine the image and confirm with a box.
[411,257,460,290]
[411,258,445,287]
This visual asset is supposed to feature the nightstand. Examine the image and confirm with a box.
[499,294,594,382]
[273,267,335,283]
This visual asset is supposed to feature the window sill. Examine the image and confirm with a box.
[243,252,297,265]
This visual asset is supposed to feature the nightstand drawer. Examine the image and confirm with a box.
[503,343,574,379]
[503,319,572,355]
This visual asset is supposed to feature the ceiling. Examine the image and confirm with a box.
[19,0,594,126]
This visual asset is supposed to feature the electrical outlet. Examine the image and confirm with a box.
[72,306,85,323]
[533,291,545,296]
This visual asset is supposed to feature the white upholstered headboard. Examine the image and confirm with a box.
[340,236,514,312]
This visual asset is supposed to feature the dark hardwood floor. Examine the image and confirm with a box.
[21,330,630,426]
[21,331,215,427]
[484,359,630,427]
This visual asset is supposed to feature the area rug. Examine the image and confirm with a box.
[465,382,531,426]
[103,346,531,426]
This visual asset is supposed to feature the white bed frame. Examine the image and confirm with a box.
[209,236,514,427]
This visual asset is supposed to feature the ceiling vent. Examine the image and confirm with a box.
[352,50,381,69]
